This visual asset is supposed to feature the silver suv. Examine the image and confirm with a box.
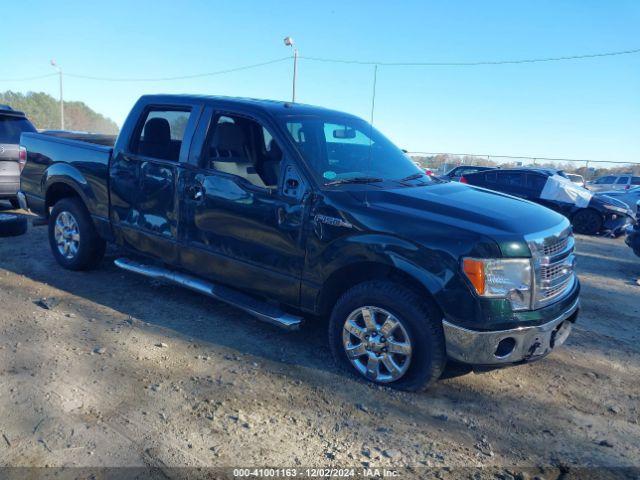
[0,105,36,208]
[588,174,640,192]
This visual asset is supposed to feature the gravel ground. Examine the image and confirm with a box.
[0,203,639,478]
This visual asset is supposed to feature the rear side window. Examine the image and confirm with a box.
[0,115,36,143]
[526,174,547,191]
[595,176,615,184]
[632,177,640,185]
[499,172,525,187]
[131,108,191,161]
[616,176,630,185]
[485,172,498,183]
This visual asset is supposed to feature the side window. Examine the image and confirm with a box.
[203,113,282,188]
[615,176,630,185]
[132,108,191,161]
[595,176,614,184]
[526,174,547,191]
[499,172,525,188]
[631,177,640,185]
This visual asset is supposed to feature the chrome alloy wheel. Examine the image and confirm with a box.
[342,306,412,383]
[54,211,80,259]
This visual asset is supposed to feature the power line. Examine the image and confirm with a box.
[1,47,638,83]
[63,57,291,82]
[0,73,58,82]
[299,47,640,66]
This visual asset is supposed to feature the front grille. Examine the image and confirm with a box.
[526,220,576,309]
[542,236,569,257]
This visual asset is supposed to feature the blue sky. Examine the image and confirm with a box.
[1,0,639,162]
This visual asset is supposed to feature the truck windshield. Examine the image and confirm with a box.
[0,116,37,144]
[279,115,428,185]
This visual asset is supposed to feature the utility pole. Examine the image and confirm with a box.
[283,37,298,102]
[50,60,64,130]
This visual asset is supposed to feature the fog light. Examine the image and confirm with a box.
[495,337,516,358]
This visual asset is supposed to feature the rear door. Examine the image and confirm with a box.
[179,106,308,306]
[109,102,202,264]
[0,114,36,198]
[614,176,631,191]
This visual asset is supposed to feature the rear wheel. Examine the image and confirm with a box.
[572,209,603,235]
[329,280,446,392]
[48,198,106,270]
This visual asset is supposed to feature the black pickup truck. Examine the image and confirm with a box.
[18,95,580,391]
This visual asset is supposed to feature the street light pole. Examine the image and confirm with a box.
[50,60,64,130]
[283,37,298,103]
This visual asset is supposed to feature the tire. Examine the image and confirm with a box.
[329,280,446,392]
[9,198,20,210]
[572,209,603,235]
[48,198,106,270]
[0,213,28,237]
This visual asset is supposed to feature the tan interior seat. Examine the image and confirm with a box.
[209,122,266,188]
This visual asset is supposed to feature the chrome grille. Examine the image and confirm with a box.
[525,220,576,309]
[542,236,569,257]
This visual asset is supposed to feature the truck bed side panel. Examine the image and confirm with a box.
[20,132,112,220]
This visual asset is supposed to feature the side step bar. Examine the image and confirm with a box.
[114,258,303,331]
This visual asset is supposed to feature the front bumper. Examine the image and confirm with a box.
[443,297,579,365]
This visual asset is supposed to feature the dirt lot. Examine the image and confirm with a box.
[0,203,639,478]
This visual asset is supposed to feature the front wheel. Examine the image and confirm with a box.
[329,280,446,392]
[572,209,603,235]
[48,198,106,270]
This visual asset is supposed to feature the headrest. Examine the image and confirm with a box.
[267,139,282,161]
[143,118,171,144]
[211,122,247,153]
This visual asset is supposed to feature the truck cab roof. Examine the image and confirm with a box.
[137,94,361,119]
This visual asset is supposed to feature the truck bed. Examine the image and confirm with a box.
[39,130,117,148]
[19,131,113,220]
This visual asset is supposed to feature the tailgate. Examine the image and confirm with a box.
[0,143,20,178]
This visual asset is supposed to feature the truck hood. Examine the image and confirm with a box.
[353,181,566,239]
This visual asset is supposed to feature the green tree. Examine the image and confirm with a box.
[0,90,119,134]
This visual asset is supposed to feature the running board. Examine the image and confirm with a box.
[114,258,303,331]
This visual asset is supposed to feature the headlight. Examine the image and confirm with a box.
[462,258,533,311]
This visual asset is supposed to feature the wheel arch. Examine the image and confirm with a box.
[316,257,444,318]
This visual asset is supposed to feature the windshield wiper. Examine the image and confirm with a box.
[399,172,425,181]
[325,176,384,186]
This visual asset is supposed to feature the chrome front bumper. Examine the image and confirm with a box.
[443,298,579,365]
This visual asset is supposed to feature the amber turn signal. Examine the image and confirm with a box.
[463,258,485,295]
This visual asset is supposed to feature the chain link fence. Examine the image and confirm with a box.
[408,152,640,181]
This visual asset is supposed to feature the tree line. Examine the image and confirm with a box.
[0,91,119,134]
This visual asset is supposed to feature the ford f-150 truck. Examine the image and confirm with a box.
[18,95,580,391]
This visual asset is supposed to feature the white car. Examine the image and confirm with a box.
[588,174,640,192]
[565,173,585,188]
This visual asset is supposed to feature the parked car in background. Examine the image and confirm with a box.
[460,168,635,235]
[443,165,497,182]
[566,173,586,188]
[0,105,36,208]
[587,174,640,192]
[626,224,640,257]
[18,94,580,391]
[597,186,640,216]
